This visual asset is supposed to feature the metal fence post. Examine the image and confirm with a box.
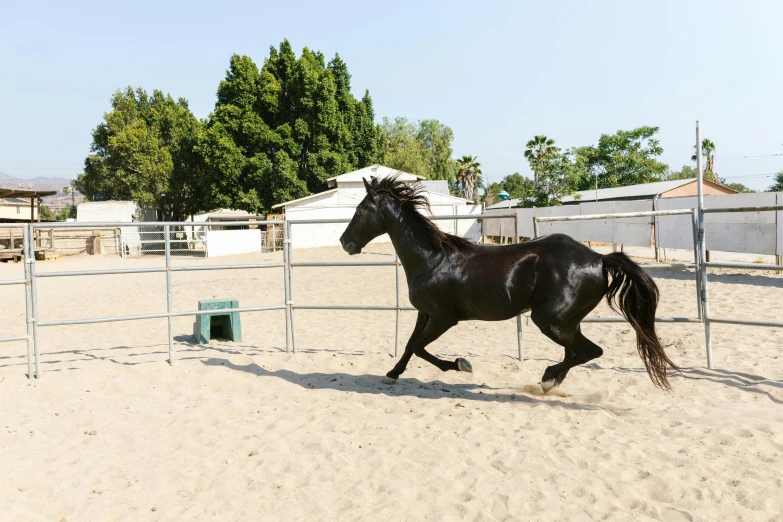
[533,217,540,239]
[23,226,34,379]
[696,121,713,368]
[164,224,174,365]
[28,224,41,378]
[691,209,703,321]
[514,214,523,360]
[282,221,291,353]
[287,220,297,354]
[394,253,401,357]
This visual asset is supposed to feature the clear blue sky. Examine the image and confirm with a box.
[1,0,782,190]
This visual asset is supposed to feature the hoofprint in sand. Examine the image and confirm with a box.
[1,243,781,521]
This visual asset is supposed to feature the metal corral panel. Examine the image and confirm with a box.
[656,192,778,254]
[486,200,653,246]
[778,193,783,256]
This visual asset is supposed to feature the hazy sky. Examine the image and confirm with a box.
[1,0,782,190]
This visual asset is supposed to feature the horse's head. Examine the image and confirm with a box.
[340,177,386,255]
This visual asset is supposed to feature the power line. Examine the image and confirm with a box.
[715,153,783,159]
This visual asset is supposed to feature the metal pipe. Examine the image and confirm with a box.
[283,221,291,354]
[703,205,783,214]
[293,304,417,311]
[23,225,34,379]
[394,254,401,357]
[171,306,285,318]
[291,261,397,267]
[287,220,297,354]
[704,261,783,271]
[34,263,286,279]
[0,279,28,285]
[0,335,31,343]
[32,220,281,229]
[28,224,41,378]
[38,306,286,327]
[708,317,783,328]
[513,214,523,360]
[533,217,540,239]
[691,209,703,321]
[696,120,713,369]
[582,317,701,323]
[286,214,516,225]
[637,263,697,270]
[535,208,694,222]
[164,225,174,365]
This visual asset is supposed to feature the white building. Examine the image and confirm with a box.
[273,165,481,249]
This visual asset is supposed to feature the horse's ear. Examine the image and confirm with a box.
[363,177,372,193]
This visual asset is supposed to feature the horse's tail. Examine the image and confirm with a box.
[602,252,679,390]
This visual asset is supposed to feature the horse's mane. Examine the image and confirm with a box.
[369,174,474,252]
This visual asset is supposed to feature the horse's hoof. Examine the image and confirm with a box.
[456,358,473,373]
[382,375,398,385]
[541,379,557,393]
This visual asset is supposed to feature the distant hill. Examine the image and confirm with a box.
[0,172,84,208]
[0,172,76,192]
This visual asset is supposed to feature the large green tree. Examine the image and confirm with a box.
[378,117,456,182]
[78,87,204,220]
[574,126,668,190]
[196,42,380,213]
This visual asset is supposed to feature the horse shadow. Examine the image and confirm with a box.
[199,357,622,413]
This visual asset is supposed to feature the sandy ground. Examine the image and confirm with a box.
[1,242,782,521]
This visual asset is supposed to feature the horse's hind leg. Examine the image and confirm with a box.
[532,315,603,392]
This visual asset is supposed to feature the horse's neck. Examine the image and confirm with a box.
[382,200,441,277]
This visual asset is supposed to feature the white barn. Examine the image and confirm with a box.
[273,165,481,248]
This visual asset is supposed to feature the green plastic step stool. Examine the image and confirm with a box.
[193,298,243,344]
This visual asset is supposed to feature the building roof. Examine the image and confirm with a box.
[486,178,737,209]
[326,165,423,187]
[272,189,338,209]
[562,179,697,203]
[0,187,57,199]
[0,197,32,205]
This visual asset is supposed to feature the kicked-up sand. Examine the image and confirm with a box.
[1,242,781,521]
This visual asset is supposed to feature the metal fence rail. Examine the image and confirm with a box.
[4,176,783,380]
[699,204,783,349]
[534,208,705,328]
[22,220,290,378]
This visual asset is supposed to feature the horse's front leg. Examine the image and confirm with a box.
[383,311,428,384]
[411,316,470,373]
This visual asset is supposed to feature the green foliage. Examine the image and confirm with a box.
[39,205,76,221]
[666,165,720,183]
[77,87,204,220]
[573,127,668,190]
[378,117,456,183]
[455,155,483,202]
[484,173,536,206]
[767,172,783,192]
[197,42,381,213]
[724,182,753,193]
[535,151,582,206]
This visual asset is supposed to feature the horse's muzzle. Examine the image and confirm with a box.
[340,238,360,255]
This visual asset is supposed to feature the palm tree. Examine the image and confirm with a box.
[692,138,717,179]
[524,136,559,191]
[456,155,482,202]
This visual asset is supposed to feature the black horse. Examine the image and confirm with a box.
[339,175,679,391]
